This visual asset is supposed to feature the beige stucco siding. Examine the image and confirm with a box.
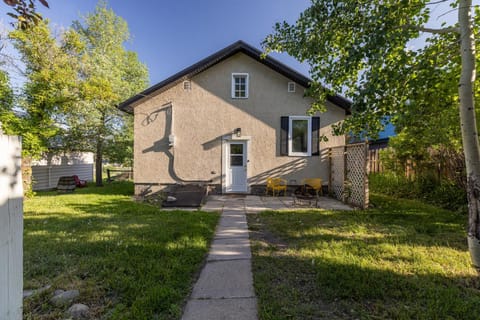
[133,53,346,194]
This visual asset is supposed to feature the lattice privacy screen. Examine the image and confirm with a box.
[329,143,369,209]
[329,147,345,201]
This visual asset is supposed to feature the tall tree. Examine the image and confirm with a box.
[69,3,148,186]
[263,0,480,266]
[380,28,472,177]
[2,19,81,158]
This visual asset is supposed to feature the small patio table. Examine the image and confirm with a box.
[293,183,319,207]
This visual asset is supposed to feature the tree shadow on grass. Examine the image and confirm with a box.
[23,196,219,319]
[258,196,467,251]
[249,194,479,320]
[252,252,480,320]
[33,180,135,197]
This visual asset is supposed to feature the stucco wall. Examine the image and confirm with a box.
[133,53,346,194]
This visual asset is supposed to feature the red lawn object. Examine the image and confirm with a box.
[73,175,87,187]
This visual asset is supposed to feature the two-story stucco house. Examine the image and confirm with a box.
[118,41,350,196]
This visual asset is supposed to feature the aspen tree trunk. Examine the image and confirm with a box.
[458,0,480,267]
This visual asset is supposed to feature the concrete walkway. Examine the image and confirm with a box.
[181,195,352,319]
[182,197,258,320]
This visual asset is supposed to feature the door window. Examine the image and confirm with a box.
[230,144,244,167]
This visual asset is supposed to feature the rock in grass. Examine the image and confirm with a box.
[67,303,89,319]
[23,290,35,298]
[50,289,79,306]
[23,284,51,299]
[53,289,65,296]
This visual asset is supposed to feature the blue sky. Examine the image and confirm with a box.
[0,0,312,85]
[0,0,461,87]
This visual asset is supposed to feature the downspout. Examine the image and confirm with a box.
[167,103,212,184]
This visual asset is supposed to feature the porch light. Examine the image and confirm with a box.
[234,128,242,137]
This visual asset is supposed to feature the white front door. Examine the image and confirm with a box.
[226,141,247,193]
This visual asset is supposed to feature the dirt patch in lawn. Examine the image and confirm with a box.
[247,212,347,319]
[247,213,288,251]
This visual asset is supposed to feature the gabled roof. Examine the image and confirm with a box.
[117,40,351,114]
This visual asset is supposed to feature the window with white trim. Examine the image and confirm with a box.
[287,82,296,92]
[231,73,249,98]
[288,116,312,156]
[183,80,191,90]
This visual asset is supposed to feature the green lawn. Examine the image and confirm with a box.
[248,194,480,320]
[23,181,219,320]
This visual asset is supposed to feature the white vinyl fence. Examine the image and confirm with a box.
[0,135,23,320]
[32,164,93,190]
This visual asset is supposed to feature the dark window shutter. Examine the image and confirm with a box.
[280,116,289,156]
[312,116,320,156]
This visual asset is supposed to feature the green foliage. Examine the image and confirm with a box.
[3,20,81,158]
[263,1,478,141]
[369,173,467,213]
[381,137,467,186]
[380,29,475,167]
[64,3,148,179]
[2,3,147,171]
[0,70,12,107]
[249,194,477,319]
[375,143,467,214]
[23,181,219,319]
[264,0,427,136]
[103,114,134,166]
[379,145,434,178]
[389,32,466,152]
[0,70,14,133]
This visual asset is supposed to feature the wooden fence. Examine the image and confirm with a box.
[0,135,23,320]
[107,168,133,181]
[368,148,384,174]
[367,145,466,188]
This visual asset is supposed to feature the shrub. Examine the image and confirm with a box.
[369,173,467,214]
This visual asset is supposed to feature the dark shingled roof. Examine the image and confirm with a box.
[117,40,351,114]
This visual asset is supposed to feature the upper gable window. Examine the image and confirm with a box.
[232,73,249,99]
[288,82,296,92]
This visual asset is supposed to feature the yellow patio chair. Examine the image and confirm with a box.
[302,178,323,197]
[266,177,287,196]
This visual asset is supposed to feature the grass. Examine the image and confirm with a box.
[23,181,219,320]
[248,193,480,320]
